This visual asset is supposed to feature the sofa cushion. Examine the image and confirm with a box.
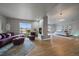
[0,34,4,39]
[7,33,11,37]
[2,33,7,38]
[10,32,14,36]
[0,35,2,39]
[2,33,9,38]
[6,32,14,36]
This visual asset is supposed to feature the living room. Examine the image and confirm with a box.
[1,3,79,56]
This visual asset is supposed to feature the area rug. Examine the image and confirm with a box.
[0,43,13,55]
[0,39,35,56]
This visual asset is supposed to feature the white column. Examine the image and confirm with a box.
[42,15,48,39]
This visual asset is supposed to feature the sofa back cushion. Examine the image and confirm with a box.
[7,33,11,37]
[2,33,9,38]
[6,32,14,36]
[0,35,3,39]
[0,32,14,39]
[0,34,4,39]
[10,32,14,36]
[2,33,7,38]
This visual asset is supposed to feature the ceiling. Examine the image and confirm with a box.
[0,3,79,24]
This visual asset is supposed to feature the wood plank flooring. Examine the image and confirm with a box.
[27,36,79,56]
[1,36,79,56]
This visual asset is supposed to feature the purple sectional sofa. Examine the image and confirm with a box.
[0,32,25,48]
[0,32,16,48]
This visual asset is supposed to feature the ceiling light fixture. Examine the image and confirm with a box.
[59,6,64,22]
[60,12,62,15]
[59,19,64,22]
[59,5,63,16]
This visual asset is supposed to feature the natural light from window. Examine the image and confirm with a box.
[19,22,31,34]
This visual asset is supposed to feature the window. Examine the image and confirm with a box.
[19,22,31,34]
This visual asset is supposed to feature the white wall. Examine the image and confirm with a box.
[48,24,57,34]
[56,19,79,36]
[32,19,43,32]
[8,19,20,34]
[32,21,39,31]
[0,17,2,33]
[0,16,6,33]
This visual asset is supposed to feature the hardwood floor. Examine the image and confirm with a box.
[1,36,79,56]
[27,36,79,56]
